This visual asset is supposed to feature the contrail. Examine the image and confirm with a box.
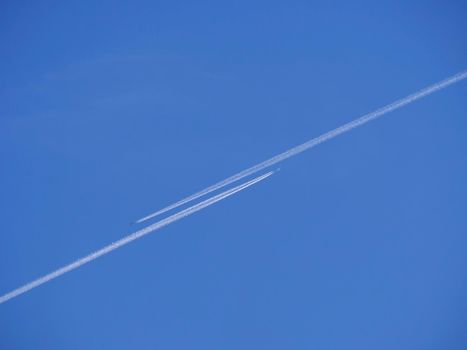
[0,171,274,305]
[135,70,467,224]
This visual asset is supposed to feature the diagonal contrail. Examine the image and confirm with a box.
[0,171,274,305]
[135,70,467,225]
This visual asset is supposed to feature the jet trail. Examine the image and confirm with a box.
[0,171,274,305]
[136,70,467,224]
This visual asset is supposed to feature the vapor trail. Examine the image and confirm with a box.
[0,171,274,305]
[136,70,467,224]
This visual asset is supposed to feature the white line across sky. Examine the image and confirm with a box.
[135,70,467,224]
[0,171,274,305]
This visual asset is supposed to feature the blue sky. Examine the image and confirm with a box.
[1,1,466,348]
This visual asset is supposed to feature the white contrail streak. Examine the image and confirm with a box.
[0,171,274,305]
[135,70,467,224]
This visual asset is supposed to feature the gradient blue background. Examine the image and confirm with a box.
[1,1,466,348]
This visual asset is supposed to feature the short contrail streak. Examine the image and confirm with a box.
[136,70,467,224]
[0,171,274,305]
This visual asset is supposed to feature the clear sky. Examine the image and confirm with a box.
[1,1,466,349]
